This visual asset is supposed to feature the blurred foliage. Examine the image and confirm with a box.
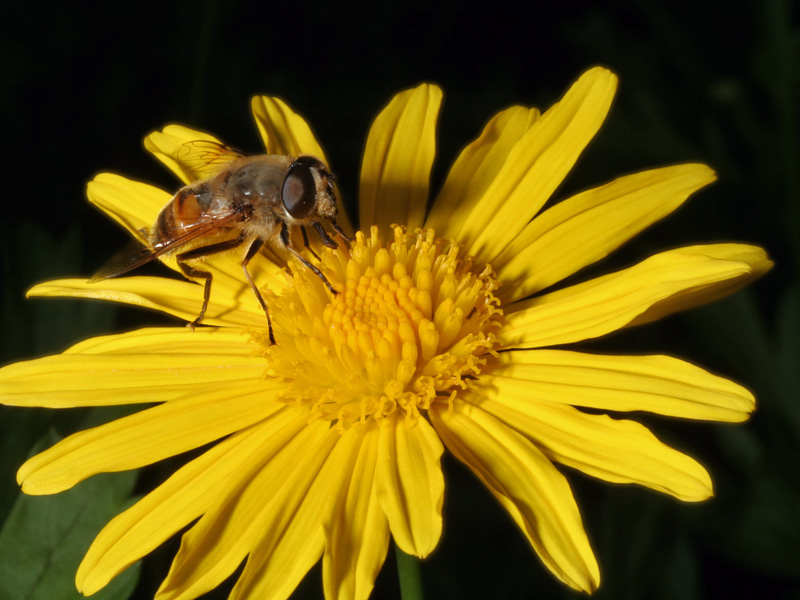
[0,426,140,600]
[1,0,797,598]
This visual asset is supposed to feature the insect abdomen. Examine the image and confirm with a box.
[153,185,210,243]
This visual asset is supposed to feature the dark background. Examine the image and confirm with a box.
[1,1,798,599]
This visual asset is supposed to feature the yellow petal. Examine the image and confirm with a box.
[501,244,773,349]
[27,276,269,328]
[481,350,754,421]
[64,326,255,355]
[153,243,287,299]
[156,414,327,600]
[359,84,442,232]
[457,67,618,266]
[0,327,264,407]
[77,421,279,595]
[627,244,774,328]
[87,172,171,243]
[18,382,285,495]
[375,414,444,558]
[322,421,390,600]
[430,401,599,592]
[229,425,344,600]
[143,125,224,185]
[251,95,329,159]
[471,388,713,501]
[495,164,718,303]
[425,105,541,237]
[250,95,356,235]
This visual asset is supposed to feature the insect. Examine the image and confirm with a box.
[91,141,350,344]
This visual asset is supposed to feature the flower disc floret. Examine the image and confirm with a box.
[261,226,503,428]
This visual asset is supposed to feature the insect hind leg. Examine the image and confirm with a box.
[177,234,246,329]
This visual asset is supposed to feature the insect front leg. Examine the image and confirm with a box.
[240,238,275,345]
[177,234,246,329]
[328,216,354,243]
[280,223,338,295]
[300,226,321,260]
[311,221,339,249]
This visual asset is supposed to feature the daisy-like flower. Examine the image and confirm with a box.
[0,67,771,599]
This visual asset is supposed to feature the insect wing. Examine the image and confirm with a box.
[177,140,245,181]
[89,240,160,282]
[90,210,246,282]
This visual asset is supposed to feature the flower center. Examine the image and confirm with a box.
[257,226,502,428]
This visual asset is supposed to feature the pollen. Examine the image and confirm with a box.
[258,226,503,428]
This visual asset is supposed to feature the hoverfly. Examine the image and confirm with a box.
[91,140,349,343]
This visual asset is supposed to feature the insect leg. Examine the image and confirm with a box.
[280,223,338,295]
[300,226,321,260]
[329,216,354,243]
[240,238,275,345]
[177,234,246,329]
[311,221,339,249]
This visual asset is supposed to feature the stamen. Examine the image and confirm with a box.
[261,226,503,428]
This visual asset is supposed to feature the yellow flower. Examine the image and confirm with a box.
[0,67,772,599]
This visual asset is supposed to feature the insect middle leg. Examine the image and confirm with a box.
[177,235,246,329]
[239,238,276,345]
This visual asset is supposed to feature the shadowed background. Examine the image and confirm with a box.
[1,1,797,598]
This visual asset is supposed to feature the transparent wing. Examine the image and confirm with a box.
[176,140,246,181]
[90,210,246,282]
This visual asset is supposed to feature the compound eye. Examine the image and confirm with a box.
[282,160,317,219]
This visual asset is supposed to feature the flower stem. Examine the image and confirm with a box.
[395,543,424,600]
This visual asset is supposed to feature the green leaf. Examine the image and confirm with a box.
[0,429,140,600]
